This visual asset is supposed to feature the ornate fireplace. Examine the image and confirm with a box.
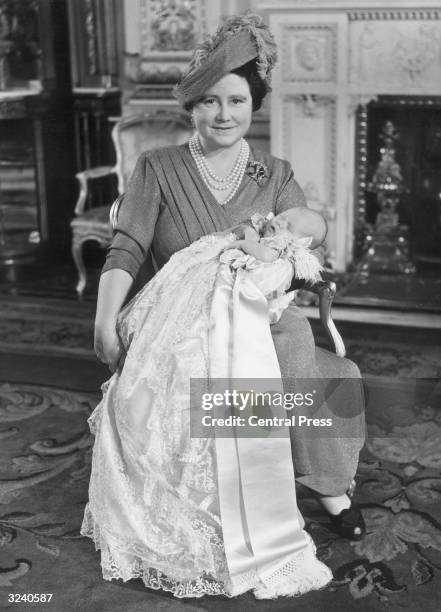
[259,0,441,278]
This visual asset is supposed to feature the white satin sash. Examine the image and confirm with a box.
[209,262,309,594]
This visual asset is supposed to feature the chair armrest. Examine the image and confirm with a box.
[304,280,346,358]
[109,193,125,229]
[289,278,345,357]
[74,166,117,215]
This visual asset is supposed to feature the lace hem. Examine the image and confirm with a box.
[80,504,233,598]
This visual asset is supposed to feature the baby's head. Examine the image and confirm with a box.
[264,208,327,249]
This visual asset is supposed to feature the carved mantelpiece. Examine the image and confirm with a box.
[258,0,441,272]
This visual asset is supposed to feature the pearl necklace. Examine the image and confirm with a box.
[189,134,249,206]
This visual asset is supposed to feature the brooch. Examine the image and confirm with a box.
[246,161,269,186]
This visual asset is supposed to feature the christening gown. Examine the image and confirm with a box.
[81,230,333,599]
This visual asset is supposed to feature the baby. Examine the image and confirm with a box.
[226,207,327,265]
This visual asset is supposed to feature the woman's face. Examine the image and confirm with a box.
[192,73,253,152]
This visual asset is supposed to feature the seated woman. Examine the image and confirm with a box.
[83,206,333,599]
[85,12,366,600]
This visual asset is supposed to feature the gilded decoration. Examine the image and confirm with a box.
[282,24,337,84]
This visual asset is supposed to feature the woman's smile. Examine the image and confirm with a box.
[211,125,238,134]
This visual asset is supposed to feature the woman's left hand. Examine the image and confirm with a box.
[94,322,124,373]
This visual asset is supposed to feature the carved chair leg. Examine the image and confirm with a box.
[72,236,87,299]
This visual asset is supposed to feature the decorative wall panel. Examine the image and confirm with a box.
[139,0,204,55]
[124,0,219,90]
[282,24,338,84]
[282,95,338,260]
[349,18,441,94]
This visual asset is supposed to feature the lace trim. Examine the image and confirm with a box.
[255,533,332,599]
[81,504,233,598]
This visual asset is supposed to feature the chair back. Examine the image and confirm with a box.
[111,110,194,194]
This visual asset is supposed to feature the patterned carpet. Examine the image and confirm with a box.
[0,379,440,612]
[1,296,441,611]
[0,296,95,360]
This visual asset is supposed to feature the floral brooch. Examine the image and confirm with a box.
[246,161,269,186]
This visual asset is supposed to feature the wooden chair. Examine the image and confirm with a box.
[70,110,194,299]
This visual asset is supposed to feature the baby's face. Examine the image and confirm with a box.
[262,213,291,236]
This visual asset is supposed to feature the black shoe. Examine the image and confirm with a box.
[329,504,366,541]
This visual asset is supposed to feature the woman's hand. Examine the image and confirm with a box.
[94,269,134,372]
[94,322,123,373]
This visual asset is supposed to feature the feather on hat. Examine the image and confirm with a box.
[174,13,278,107]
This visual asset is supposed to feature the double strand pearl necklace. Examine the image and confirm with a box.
[189,134,249,206]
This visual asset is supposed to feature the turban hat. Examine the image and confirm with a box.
[174,13,278,107]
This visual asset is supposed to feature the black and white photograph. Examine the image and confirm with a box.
[0,1,440,611]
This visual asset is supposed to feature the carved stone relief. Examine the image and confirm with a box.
[349,19,441,92]
[140,0,205,56]
[290,94,333,118]
[282,24,338,83]
[125,0,210,86]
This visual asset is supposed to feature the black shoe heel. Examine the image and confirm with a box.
[329,505,366,541]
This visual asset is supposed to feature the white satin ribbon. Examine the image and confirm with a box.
[209,263,309,593]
